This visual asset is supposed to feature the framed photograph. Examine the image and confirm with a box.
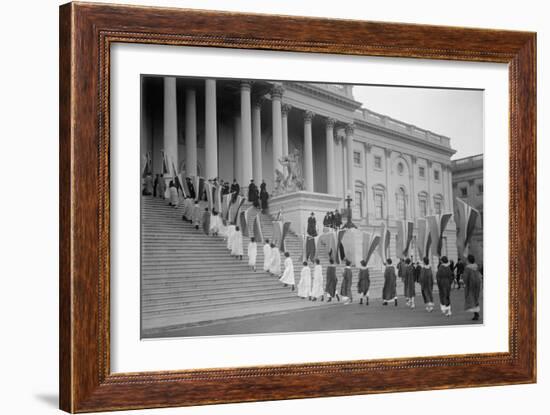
[59,2,536,412]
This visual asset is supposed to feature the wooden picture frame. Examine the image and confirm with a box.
[59,2,536,412]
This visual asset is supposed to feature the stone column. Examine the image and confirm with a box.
[240,81,253,185]
[426,160,433,214]
[252,98,263,182]
[447,164,454,212]
[184,88,197,177]
[345,124,355,196]
[384,148,392,221]
[163,77,178,179]
[271,84,284,181]
[281,104,292,156]
[303,110,315,192]
[233,115,241,183]
[441,164,448,211]
[410,155,417,220]
[363,142,372,222]
[204,79,218,180]
[325,118,336,195]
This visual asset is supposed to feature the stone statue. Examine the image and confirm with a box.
[273,148,305,195]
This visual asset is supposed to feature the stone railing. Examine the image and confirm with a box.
[355,108,452,148]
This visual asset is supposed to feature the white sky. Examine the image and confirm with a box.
[353,85,484,160]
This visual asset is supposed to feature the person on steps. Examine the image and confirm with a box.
[247,237,257,272]
[382,258,398,306]
[357,260,370,306]
[279,252,295,291]
[297,261,311,299]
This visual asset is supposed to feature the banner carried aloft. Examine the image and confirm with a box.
[455,198,480,258]
[377,222,391,264]
[362,232,380,266]
[427,212,453,257]
[252,213,263,244]
[396,220,414,258]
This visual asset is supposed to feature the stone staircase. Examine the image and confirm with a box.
[141,196,333,336]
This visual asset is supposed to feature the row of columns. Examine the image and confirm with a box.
[163,78,452,219]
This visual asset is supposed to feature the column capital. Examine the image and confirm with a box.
[252,96,265,110]
[363,142,372,152]
[325,117,337,128]
[303,110,315,122]
[281,103,293,116]
[384,148,392,158]
[271,84,285,100]
[240,80,253,90]
[427,160,433,168]
[410,155,417,164]
[345,123,355,136]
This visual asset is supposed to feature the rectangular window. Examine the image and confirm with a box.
[354,190,363,217]
[374,194,384,219]
[434,201,442,215]
[353,151,361,166]
[374,156,382,169]
[418,166,425,178]
[460,187,468,197]
[477,184,483,194]
[419,199,427,217]
[434,170,440,181]
[397,196,406,220]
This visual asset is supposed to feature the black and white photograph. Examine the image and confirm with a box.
[140,76,484,339]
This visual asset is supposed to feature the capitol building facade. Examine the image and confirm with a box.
[140,76,458,265]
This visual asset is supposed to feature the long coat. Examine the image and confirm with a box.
[340,267,353,299]
[325,265,338,297]
[463,263,482,312]
[297,266,312,298]
[279,257,295,285]
[357,267,370,295]
[382,266,397,301]
[311,264,324,298]
[248,182,258,203]
[436,264,453,307]
[307,216,318,237]
[419,266,434,304]
[403,264,416,298]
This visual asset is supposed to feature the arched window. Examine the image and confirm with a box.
[396,187,407,220]
[372,184,385,220]
[418,191,428,217]
[433,194,444,215]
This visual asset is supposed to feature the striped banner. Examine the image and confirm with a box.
[362,232,380,266]
[377,222,391,264]
[455,198,480,258]
[272,221,283,249]
[427,212,453,257]
[221,194,231,221]
[416,218,428,259]
[318,230,337,263]
[281,221,291,252]
[342,228,362,266]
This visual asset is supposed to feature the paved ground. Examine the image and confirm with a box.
[160,289,483,338]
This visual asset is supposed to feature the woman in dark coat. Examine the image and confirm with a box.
[340,260,353,303]
[403,258,416,308]
[324,258,339,302]
[436,256,454,317]
[259,181,269,212]
[307,212,318,237]
[419,257,434,312]
[356,260,370,305]
[382,258,398,306]
[463,254,482,321]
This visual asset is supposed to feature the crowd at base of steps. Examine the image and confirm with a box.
[144,193,483,322]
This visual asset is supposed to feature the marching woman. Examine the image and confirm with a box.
[231,226,244,260]
[340,260,353,304]
[436,256,454,317]
[357,260,370,306]
[324,258,339,302]
[297,261,311,299]
[279,252,295,291]
[263,239,272,273]
[269,243,281,276]
[226,224,236,251]
[463,254,482,321]
[192,200,201,230]
[247,237,257,271]
[419,257,434,312]
[310,258,325,301]
[382,258,398,306]
[168,181,179,207]
[403,258,416,309]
